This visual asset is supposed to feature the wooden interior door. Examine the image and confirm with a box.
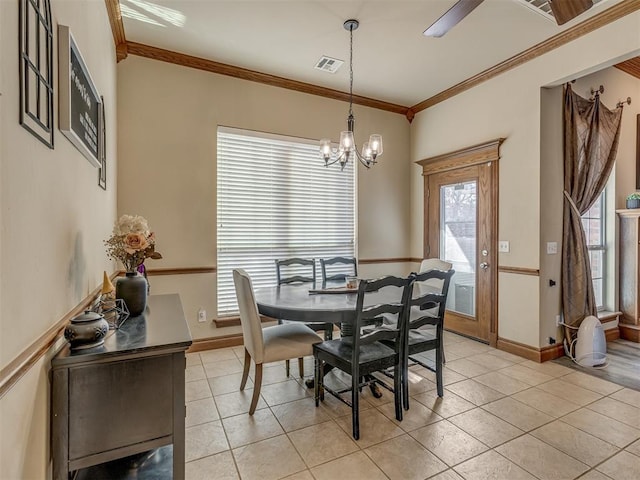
[419,140,502,345]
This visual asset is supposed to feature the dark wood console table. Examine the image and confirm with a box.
[51,294,192,479]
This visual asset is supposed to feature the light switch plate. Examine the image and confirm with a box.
[498,241,510,253]
[547,242,558,254]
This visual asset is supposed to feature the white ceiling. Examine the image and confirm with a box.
[119,0,622,107]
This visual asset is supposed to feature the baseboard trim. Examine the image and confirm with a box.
[187,334,244,352]
[496,337,564,363]
[540,343,565,362]
[0,271,119,399]
[213,315,276,328]
[619,324,640,342]
[605,328,621,342]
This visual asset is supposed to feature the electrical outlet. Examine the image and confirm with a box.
[546,242,558,254]
[197,308,207,323]
[548,337,556,345]
[498,241,510,253]
[555,314,562,326]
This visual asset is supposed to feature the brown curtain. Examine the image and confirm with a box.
[561,84,623,341]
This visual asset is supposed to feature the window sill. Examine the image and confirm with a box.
[597,310,621,329]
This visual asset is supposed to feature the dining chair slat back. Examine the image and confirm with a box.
[275,257,327,376]
[403,268,454,402]
[275,258,316,285]
[320,256,357,284]
[313,275,413,440]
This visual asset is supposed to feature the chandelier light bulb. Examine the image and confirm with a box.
[340,130,354,151]
[320,139,332,160]
[362,142,372,162]
[369,134,383,158]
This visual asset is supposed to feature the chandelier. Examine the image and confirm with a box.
[320,19,383,170]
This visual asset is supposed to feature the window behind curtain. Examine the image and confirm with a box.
[216,127,356,316]
[582,192,605,310]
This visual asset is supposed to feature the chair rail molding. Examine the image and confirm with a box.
[0,272,119,398]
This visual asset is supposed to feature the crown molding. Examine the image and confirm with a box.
[126,41,410,117]
[410,0,640,113]
[105,1,640,118]
[615,56,640,80]
[104,0,127,61]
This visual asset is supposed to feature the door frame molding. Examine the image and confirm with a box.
[416,138,504,346]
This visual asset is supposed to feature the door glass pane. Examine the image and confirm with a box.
[440,181,477,316]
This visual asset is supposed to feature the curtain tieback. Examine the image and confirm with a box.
[563,190,581,217]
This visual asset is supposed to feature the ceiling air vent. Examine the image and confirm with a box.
[514,0,608,23]
[314,56,344,74]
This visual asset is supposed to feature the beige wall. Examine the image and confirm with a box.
[410,12,640,348]
[0,0,117,477]
[117,56,412,336]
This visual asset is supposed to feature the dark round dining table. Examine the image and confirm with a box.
[254,282,437,326]
[254,284,362,324]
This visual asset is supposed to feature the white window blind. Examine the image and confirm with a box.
[217,127,356,316]
[582,191,606,310]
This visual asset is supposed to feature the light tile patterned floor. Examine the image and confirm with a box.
[184,332,640,480]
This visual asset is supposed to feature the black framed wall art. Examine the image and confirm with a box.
[98,97,106,190]
[19,0,54,148]
[58,25,102,168]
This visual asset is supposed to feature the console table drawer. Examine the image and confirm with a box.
[68,355,173,460]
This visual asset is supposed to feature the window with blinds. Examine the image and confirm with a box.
[582,191,606,310]
[216,127,356,316]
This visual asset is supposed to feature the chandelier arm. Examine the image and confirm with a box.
[324,150,347,167]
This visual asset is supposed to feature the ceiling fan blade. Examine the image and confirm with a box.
[548,0,593,25]
[423,0,485,38]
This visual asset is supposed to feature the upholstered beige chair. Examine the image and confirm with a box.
[417,258,453,365]
[416,258,453,296]
[233,268,322,414]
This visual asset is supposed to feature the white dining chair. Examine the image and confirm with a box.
[417,258,453,296]
[417,258,453,364]
[233,268,322,414]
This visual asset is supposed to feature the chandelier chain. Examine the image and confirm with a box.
[349,24,354,118]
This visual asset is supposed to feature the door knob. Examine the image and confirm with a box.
[480,262,489,270]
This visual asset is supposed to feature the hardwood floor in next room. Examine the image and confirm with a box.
[554,339,640,391]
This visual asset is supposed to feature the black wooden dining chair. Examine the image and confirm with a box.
[276,257,316,286]
[401,268,454,405]
[319,256,357,284]
[275,257,327,377]
[313,275,413,440]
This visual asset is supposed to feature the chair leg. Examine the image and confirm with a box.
[394,363,403,422]
[249,363,263,415]
[285,359,290,377]
[352,369,360,440]
[314,356,321,406]
[402,351,410,411]
[240,348,251,391]
[298,357,304,378]
[441,335,446,364]
[436,347,444,398]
